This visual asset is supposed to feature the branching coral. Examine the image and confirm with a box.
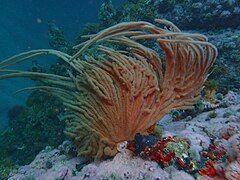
[0,19,217,160]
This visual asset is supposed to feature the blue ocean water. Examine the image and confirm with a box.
[0,0,125,129]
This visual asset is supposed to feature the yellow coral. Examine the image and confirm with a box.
[0,19,217,160]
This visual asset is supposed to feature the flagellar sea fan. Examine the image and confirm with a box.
[0,19,217,160]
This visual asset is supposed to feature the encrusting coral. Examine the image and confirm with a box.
[0,19,217,160]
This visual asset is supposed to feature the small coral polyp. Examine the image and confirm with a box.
[0,19,217,160]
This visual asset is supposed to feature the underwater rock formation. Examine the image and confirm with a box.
[0,19,217,160]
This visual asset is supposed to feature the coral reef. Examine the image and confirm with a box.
[70,0,240,91]
[98,0,156,26]
[206,28,240,90]
[1,0,240,179]
[48,21,70,52]
[202,79,218,103]
[154,0,240,29]
[0,91,65,179]
[128,132,227,178]
[99,0,240,30]
[99,0,117,27]
[8,92,240,179]
[0,20,217,160]
[79,150,170,179]
[96,0,240,91]
[8,143,170,180]
[159,93,240,179]
[8,144,87,180]
[118,0,156,22]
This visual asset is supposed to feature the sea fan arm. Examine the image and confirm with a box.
[0,19,217,160]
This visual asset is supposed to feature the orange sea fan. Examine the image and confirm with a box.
[0,19,217,160]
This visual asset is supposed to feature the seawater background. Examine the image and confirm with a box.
[0,0,125,129]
